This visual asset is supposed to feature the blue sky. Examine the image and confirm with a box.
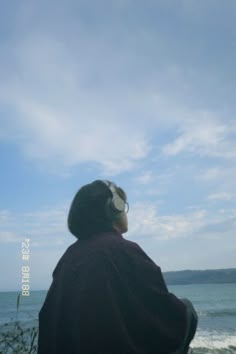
[0,0,236,291]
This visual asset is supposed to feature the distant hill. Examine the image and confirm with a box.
[163,268,236,285]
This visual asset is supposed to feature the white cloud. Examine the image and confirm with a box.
[133,171,154,185]
[0,32,155,176]
[0,205,72,246]
[2,202,236,246]
[0,1,235,181]
[0,231,19,243]
[1,0,236,289]
[162,115,231,157]
[207,192,233,201]
[128,202,207,240]
[0,210,11,221]
[128,201,236,241]
[196,166,236,199]
[133,168,176,186]
[199,167,222,181]
[1,91,151,175]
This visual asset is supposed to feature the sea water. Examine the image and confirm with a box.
[169,283,236,353]
[0,283,236,353]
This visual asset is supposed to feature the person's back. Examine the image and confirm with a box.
[38,180,197,354]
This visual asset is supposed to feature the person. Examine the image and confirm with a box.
[38,180,198,354]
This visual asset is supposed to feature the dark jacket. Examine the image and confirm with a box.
[38,231,195,354]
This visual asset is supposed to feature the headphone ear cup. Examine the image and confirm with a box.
[104,196,125,220]
[101,180,125,219]
[112,195,125,212]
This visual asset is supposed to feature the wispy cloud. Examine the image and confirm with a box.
[0,205,71,246]
[133,171,154,185]
[199,167,222,181]
[1,0,236,287]
[162,115,236,159]
[207,192,233,201]
[0,210,11,221]
[0,1,235,177]
[127,202,236,241]
[197,166,236,199]
[2,202,236,245]
[0,29,157,175]
[0,231,19,243]
[128,202,207,240]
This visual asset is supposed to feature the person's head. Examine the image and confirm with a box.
[67,180,129,239]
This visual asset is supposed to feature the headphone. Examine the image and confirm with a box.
[101,180,126,220]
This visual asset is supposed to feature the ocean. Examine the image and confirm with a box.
[0,283,235,353]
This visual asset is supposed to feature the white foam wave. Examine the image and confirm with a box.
[191,331,236,350]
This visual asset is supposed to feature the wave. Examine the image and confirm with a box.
[199,308,236,317]
[191,331,236,351]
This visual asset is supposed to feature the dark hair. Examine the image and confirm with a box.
[67,180,127,239]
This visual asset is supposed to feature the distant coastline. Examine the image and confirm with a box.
[163,268,236,285]
[1,268,236,292]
